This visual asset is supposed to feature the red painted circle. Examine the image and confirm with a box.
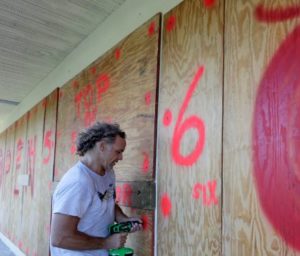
[252,25,300,250]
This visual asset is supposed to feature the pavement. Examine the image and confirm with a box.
[0,238,15,256]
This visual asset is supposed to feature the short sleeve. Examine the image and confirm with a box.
[53,180,93,218]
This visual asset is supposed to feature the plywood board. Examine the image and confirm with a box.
[55,14,161,183]
[121,207,154,256]
[1,124,15,242]
[157,0,224,255]
[36,89,58,255]
[223,0,300,254]
[10,114,28,251]
[0,130,7,232]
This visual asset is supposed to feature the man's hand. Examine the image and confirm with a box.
[124,217,143,233]
[104,233,128,249]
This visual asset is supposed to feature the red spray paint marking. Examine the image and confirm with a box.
[255,4,300,23]
[122,183,133,206]
[115,185,122,203]
[16,138,24,170]
[148,21,156,37]
[4,149,11,174]
[163,109,172,127]
[43,130,53,165]
[192,180,218,206]
[25,247,29,255]
[140,214,149,230]
[72,80,79,90]
[115,48,121,60]
[252,24,300,251]
[166,15,176,32]
[115,184,133,206]
[142,152,150,173]
[27,136,37,197]
[204,0,216,8]
[70,131,77,155]
[144,91,152,106]
[171,66,206,166]
[96,74,110,103]
[13,188,19,196]
[160,193,172,218]
[90,66,97,75]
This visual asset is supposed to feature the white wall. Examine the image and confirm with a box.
[0,0,182,132]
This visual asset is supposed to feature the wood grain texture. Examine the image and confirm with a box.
[21,98,45,256]
[121,207,154,256]
[223,0,300,255]
[36,90,58,256]
[0,0,126,103]
[0,130,7,232]
[10,113,27,251]
[157,0,224,255]
[55,14,161,183]
[0,124,15,242]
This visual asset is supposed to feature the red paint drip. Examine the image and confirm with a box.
[148,21,156,37]
[144,91,152,106]
[142,152,150,173]
[140,214,149,230]
[160,193,172,218]
[252,25,300,250]
[59,91,63,99]
[18,241,23,250]
[204,0,216,8]
[172,67,206,166]
[166,15,176,32]
[255,4,300,23]
[115,48,121,60]
[163,109,172,127]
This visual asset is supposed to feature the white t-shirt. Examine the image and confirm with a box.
[50,161,116,256]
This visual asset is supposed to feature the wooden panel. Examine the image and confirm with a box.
[122,207,154,256]
[36,90,58,255]
[55,14,161,182]
[1,124,15,241]
[0,130,7,232]
[157,0,223,255]
[10,114,28,251]
[20,94,53,256]
[55,14,160,256]
[223,0,300,255]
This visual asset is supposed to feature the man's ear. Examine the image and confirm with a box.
[97,140,106,152]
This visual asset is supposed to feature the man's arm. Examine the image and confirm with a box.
[51,213,127,250]
[115,204,143,232]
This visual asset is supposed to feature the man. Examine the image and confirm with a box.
[50,122,142,256]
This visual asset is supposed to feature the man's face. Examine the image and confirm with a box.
[101,135,126,171]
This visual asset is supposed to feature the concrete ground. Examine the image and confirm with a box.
[0,239,15,256]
